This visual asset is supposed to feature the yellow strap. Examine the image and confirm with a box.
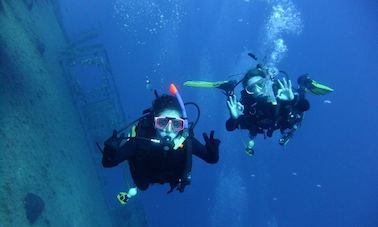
[127,125,137,139]
[173,136,187,150]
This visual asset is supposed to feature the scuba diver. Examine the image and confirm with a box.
[184,53,333,155]
[100,84,220,204]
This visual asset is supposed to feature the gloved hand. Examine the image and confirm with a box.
[203,130,221,153]
[104,129,125,152]
[276,78,294,101]
[227,95,244,119]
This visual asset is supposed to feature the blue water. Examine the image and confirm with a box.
[60,0,377,226]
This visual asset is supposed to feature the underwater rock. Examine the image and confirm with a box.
[23,0,34,11]
[35,39,46,55]
[111,204,148,227]
[23,192,45,224]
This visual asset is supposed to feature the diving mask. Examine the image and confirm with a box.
[245,77,277,105]
[154,116,185,132]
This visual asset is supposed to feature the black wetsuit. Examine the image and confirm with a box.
[226,89,309,138]
[102,116,219,191]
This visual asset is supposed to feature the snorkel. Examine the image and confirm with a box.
[169,83,192,190]
[169,83,188,129]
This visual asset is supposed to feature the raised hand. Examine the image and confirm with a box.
[203,130,221,152]
[104,129,125,151]
[276,78,294,101]
[226,95,244,119]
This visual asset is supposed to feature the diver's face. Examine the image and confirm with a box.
[154,109,183,141]
[245,76,265,97]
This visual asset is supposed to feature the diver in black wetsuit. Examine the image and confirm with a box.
[102,89,220,203]
[183,53,333,156]
[226,65,327,155]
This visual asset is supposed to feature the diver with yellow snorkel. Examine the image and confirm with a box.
[99,84,220,204]
[184,53,333,155]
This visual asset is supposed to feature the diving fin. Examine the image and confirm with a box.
[308,80,334,95]
[117,192,129,205]
[184,80,230,88]
[184,80,237,95]
[245,147,254,156]
[298,75,334,95]
[116,188,137,205]
[279,134,291,146]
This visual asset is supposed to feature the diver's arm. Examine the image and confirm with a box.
[192,131,220,164]
[226,114,250,131]
[279,94,310,114]
[226,117,239,131]
[292,95,310,112]
[102,137,137,167]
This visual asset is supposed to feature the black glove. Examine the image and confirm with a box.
[104,129,125,152]
[203,130,220,153]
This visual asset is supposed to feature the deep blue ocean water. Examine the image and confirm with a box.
[60,0,377,226]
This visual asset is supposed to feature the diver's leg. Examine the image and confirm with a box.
[297,74,333,95]
[218,80,238,96]
[297,74,312,89]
